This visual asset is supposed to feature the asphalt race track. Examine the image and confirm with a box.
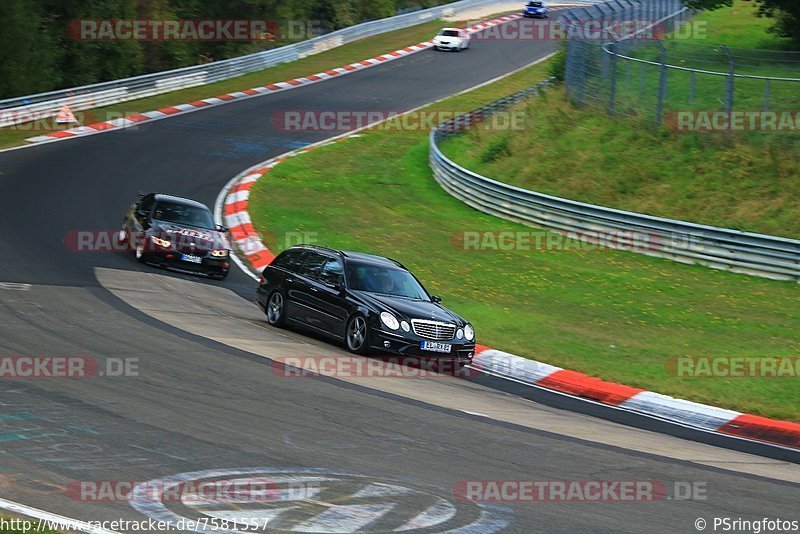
[0,15,798,533]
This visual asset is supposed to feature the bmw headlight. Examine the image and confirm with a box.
[464,324,475,341]
[211,250,229,257]
[150,236,171,248]
[380,312,400,330]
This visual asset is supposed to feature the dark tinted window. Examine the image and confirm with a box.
[299,252,328,279]
[139,194,155,213]
[441,30,459,37]
[318,258,344,286]
[346,262,429,300]
[272,249,307,273]
[152,201,215,229]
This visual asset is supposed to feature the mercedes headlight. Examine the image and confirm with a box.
[380,312,400,330]
[464,324,475,341]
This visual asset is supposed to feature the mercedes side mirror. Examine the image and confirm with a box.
[431,295,442,303]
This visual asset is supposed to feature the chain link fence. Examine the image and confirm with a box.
[563,0,800,127]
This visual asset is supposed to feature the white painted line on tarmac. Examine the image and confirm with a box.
[460,409,490,417]
[0,282,31,291]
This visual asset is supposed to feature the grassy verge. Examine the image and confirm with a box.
[247,58,800,423]
[679,0,791,50]
[473,0,800,238]
[440,89,800,237]
[0,17,478,150]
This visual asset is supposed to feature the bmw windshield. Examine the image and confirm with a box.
[346,262,430,300]
[152,201,216,230]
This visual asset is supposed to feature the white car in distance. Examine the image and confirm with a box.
[432,28,470,51]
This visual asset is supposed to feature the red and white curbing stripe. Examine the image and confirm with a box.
[219,140,800,453]
[25,14,523,145]
[218,138,349,272]
[471,346,800,450]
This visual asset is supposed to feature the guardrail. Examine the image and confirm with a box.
[0,0,515,128]
[429,79,800,282]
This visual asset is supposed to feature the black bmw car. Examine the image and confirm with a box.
[256,245,476,366]
[120,193,232,279]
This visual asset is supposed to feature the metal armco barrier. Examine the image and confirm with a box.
[429,79,800,282]
[0,0,517,128]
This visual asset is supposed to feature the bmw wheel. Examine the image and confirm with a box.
[135,242,145,263]
[345,314,369,355]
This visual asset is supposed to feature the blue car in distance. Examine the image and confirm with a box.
[523,0,549,18]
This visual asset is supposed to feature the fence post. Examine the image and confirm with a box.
[655,40,667,125]
[564,16,586,107]
[640,62,646,102]
[608,41,618,115]
[720,45,735,113]
[689,70,695,104]
[625,57,631,91]
[763,79,771,111]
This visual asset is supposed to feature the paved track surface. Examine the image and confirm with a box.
[0,16,798,533]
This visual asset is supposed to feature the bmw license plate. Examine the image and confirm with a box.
[421,341,451,353]
[181,254,203,264]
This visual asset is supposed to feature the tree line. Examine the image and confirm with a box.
[2,0,797,100]
[0,0,450,99]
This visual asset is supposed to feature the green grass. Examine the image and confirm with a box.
[689,0,791,49]
[441,89,800,238]
[247,60,800,422]
[0,17,471,150]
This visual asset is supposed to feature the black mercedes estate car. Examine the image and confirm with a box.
[120,193,232,279]
[256,245,476,366]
